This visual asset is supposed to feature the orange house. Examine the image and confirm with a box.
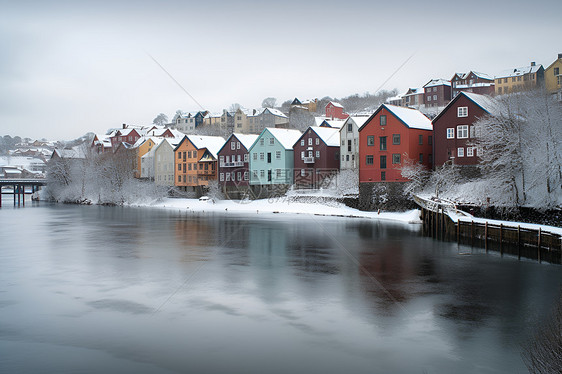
[359,104,433,183]
[174,135,225,190]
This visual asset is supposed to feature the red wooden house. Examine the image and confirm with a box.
[432,92,496,167]
[109,127,143,149]
[217,133,258,196]
[325,101,349,120]
[359,104,433,183]
[293,126,340,188]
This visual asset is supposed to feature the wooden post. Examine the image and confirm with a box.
[517,225,521,260]
[457,219,460,244]
[484,221,488,252]
[13,184,16,205]
[22,185,25,206]
[538,228,542,263]
[499,224,503,256]
[17,185,20,206]
[471,221,474,247]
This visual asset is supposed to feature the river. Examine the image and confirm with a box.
[0,202,560,373]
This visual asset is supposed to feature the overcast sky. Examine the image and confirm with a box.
[2,0,561,140]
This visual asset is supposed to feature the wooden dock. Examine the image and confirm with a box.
[414,195,562,265]
[0,178,46,207]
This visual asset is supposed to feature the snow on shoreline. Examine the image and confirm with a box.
[131,197,423,225]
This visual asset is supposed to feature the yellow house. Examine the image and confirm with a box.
[544,53,562,94]
[135,137,160,178]
[494,62,544,95]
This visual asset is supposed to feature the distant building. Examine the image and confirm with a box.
[451,71,495,97]
[401,88,424,108]
[494,62,544,95]
[174,135,225,192]
[544,53,562,96]
[339,116,369,172]
[423,79,452,107]
[291,98,318,112]
[217,133,259,198]
[325,101,349,120]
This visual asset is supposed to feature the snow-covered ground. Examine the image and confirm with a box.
[131,197,422,224]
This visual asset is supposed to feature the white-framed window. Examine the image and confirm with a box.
[457,125,469,139]
[260,170,265,178]
[232,172,235,181]
[446,128,455,139]
[276,151,281,159]
[467,147,474,157]
[433,87,437,92]
[301,169,306,176]
[301,151,305,159]
[237,142,240,149]
[259,152,264,161]
[231,142,236,150]
[225,155,230,163]
[269,138,274,145]
[433,95,437,100]
[244,172,249,180]
[244,154,249,162]
[427,96,431,101]
[315,151,320,158]
[308,151,313,157]
[301,139,305,146]
[220,173,224,181]
[341,140,344,146]
[457,106,468,117]
[253,152,257,160]
[315,138,319,145]
[308,138,312,145]
[226,173,231,181]
[219,156,224,164]
[276,169,281,178]
[252,170,258,179]
[457,147,464,157]
[260,138,264,146]
[237,172,241,181]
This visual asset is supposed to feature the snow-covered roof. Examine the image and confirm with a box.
[495,64,543,79]
[233,134,259,150]
[403,88,424,96]
[383,104,433,130]
[424,79,451,88]
[455,83,494,89]
[310,127,340,147]
[263,108,288,118]
[187,135,226,158]
[319,119,346,129]
[386,96,403,102]
[52,147,86,159]
[265,128,302,149]
[327,101,344,108]
[471,71,493,80]
[344,116,369,129]
[461,92,498,114]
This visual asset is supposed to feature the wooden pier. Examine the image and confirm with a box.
[414,195,562,265]
[0,179,46,207]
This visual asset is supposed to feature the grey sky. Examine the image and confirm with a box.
[1,0,561,140]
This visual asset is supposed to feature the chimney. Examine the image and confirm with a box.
[558,53,562,59]
[122,123,127,129]
[531,61,536,66]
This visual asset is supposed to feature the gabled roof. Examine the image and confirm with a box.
[432,91,498,123]
[319,119,346,129]
[403,87,424,96]
[326,101,344,108]
[186,135,226,158]
[309,127,340,147]
[52,147,86,159]
[423,79,451,88]
[495,64,543,79]
[263,128,302,150]
[359,104,432,131]
[545,55,562,71]
[217,133,259,154]
[340,116,370,132]
[262,108,288,118]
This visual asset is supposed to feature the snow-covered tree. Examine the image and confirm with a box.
[398,154,430,196]
[153,113,169,127]
[261,97,277,108]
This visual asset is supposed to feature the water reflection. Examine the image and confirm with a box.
[0,204,560,374]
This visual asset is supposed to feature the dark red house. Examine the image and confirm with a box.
[217,133,258,196]
[359,104,433,183]
[293,127,340,188]
[451,71,495,97]
[432,92,496,167]
[109,126,143,148]
[325,101,349,120]
[423,79,452,107]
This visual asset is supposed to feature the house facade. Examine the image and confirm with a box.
[293,127,340,188]
[494,62,545,95]
[359,104,433,183]
[135,137,161,178]
[401,88,424,108]
[174,135,225,191]
[248,128,302,189]
[423,79,452,107]
[339,116,369,172]
[109,127,143,149]
[432,92,496,167]
[325,101,349,120]
[544,53,562,95]
[153,139,176,186]
[217,133,259,197]
[451,71,495,97]
[175,111,207,133]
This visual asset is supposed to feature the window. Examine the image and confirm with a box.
[231,142,236,150]
[315,151,320,158]
[381,171,386,181]
[219,156,224,164]
[366,155,374,165]
[177,152,181,159]
[237,172,242,181]
[220,173,224,181]
[346,155,349,161]
[244,172,249,180]
[380,155,387,169]
[276,169,281,178]
[418,153,423,163]
[301,169,306,176]
[367,136,375,146]
[308,138,312,146]
[457,147,464,157]
[315,138,319,145]
[446,128,455,139]
[347,123,353,132]
[457,107,468,117]
[226,173,231,181]
[259,152,264,161]
[341,140,344,146]
[417,135,423,145]
[267,153,271,163]
[498,87,503,94]
[252,170,258,179]
[433,95,437,101]
[347,140,351,152]
[253,153,257,161]
[427,96,431,102]
[237,142,240,149]
[260,138,264,146]
[380,115,387,126]
[554,67,560,76]
[457,125,469,138]
[301,139,305,146]
[392,134,400,145]
[301,151,305,159]
[392,153,401,164]
[225,156,230,163]
[276,151,281,159]
[269,138,274,145]
[260,170,265,178]
[380,136,387,150]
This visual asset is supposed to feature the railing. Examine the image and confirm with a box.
[220,161,244,168]
[303,157,315,164]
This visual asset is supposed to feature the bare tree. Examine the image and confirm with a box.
[261,97,277,108]
[398,154,430,196]
[228,103,241,112]
[153,113,169,127]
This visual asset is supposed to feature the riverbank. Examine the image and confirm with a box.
[132,197,423,224]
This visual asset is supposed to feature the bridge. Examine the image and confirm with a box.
[0,178,47,207]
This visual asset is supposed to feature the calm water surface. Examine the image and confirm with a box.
[0,202,560,374]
